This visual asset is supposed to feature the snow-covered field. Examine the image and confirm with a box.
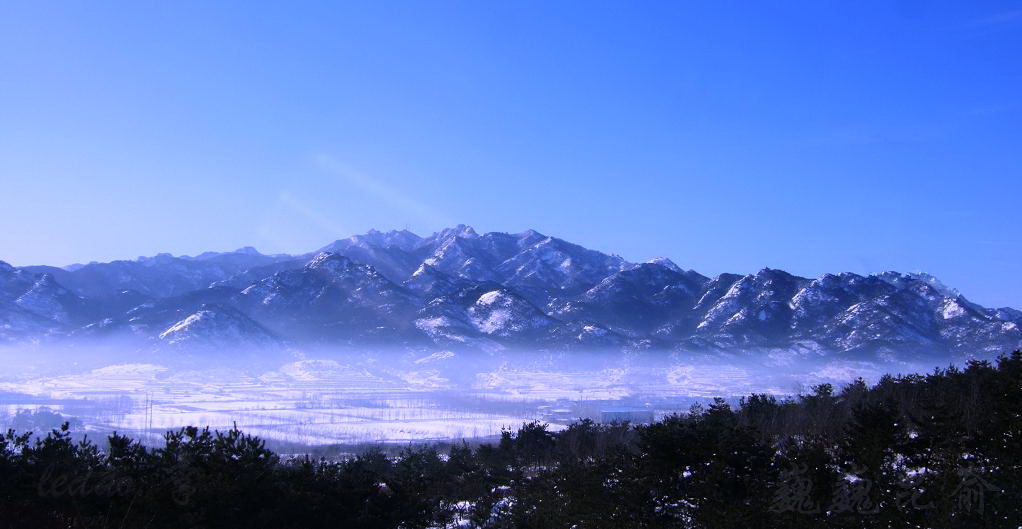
[0,349,928,446]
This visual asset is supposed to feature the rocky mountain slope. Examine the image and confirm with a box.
[1,227,1019,359]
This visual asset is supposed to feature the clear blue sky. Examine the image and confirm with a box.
[1,2,1020,307]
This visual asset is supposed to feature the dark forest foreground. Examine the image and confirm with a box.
[2,352,1021,529]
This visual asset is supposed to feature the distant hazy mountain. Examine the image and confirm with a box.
[1,227,1019,359]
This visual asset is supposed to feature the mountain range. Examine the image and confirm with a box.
[2,226,1019,359]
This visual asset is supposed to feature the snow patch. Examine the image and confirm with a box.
[476,290,504,306]
[941,299,966,320]
[475,310,512,334]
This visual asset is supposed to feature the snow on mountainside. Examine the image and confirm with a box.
[467,289,554,337]
[0,260,36,300]
[237,252,424,344]
[552,263,708,337]
[646,257,683,273]
[158,304,279,350]
[0,228,1019,359]
[14,273,89,324]
[0,261,56,341]
[316,229,424,283]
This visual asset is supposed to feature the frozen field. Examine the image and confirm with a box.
[0,349,931,445]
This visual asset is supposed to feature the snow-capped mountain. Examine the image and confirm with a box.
[1,228,1019,359]
[238,252,423,344]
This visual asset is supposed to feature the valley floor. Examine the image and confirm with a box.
[0,348,944,446]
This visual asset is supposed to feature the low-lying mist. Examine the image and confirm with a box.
[0,343,961,448]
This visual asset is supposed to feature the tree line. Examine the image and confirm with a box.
[1,351,1020,528]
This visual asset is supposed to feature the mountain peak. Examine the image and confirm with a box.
[646,257,682,273]
[875,271,960,298]
[753,267,801,281]
[132,253,174,264]
[518,228,545,238]
[433,224,479,241]
[347,228,424,250]
[158,303,278,348]
[305,252,356,273]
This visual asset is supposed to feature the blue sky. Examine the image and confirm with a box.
[1,2,1020,307]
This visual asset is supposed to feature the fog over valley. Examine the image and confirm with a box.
[0,346,946,447]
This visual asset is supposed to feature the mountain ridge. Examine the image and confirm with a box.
[1,227,1019,359]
